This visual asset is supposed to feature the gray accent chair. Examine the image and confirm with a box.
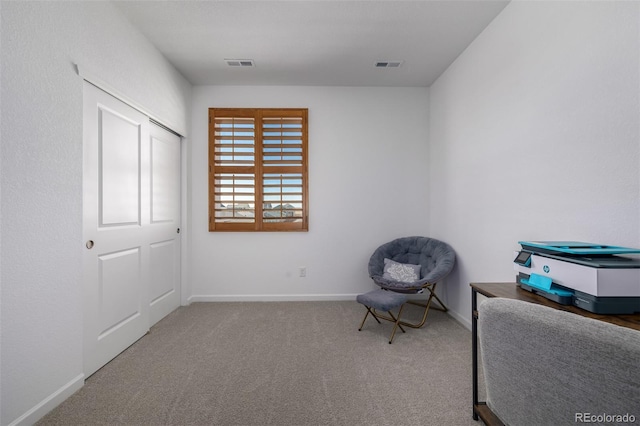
[358,236,456,342]
[479,298,640,426]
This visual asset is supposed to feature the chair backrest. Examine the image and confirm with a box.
[479,298,640,426]
[368,236,456,290]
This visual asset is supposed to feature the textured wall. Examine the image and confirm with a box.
[429,1,640,327]
[0,2,191,424]
[189,85,430,300]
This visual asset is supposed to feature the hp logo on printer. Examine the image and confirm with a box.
[543,265,550,273]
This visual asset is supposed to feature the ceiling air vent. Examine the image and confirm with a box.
[375,60,404,68]
[225,59,255,67]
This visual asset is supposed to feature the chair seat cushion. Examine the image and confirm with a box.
[356,289,408,311]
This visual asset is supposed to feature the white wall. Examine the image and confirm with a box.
[190,86,430,300]
[429,1,640,327]
[4,0,637,422]
[0,2,191,424]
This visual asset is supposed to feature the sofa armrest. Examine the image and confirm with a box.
[479,298,640,426]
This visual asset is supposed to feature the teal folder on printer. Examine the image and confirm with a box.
[519,273,574,297]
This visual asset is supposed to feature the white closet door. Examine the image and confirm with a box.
[82,82,180,376]
[148,124,181,326]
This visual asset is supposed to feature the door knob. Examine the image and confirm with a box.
[86,240,94,249]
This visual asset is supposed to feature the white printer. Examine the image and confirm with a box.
[513,241,640,314]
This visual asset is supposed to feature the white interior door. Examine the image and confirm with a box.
[83,82,181,377]
[148,124,181,326]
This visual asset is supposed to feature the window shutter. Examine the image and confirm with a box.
[209,108,308,232]
[261,110,307,231]
[210,110,257,231]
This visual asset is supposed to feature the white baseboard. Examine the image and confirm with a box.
[8,374,84,426]
[188,293,360,303]
[446,308,472,331]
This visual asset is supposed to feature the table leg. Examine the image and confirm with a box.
[472,288,479,421]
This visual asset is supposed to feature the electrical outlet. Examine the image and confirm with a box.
[299,267,307,277]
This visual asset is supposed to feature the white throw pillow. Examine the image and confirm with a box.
[382,258,421,282]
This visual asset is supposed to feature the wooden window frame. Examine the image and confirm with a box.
[209,108,309,232]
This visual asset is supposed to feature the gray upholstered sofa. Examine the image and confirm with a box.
[478,298,640,426]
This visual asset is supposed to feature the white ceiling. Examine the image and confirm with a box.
[114,0,510,87]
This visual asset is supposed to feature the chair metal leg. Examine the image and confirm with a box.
[431,292,449,312]
[387,304,406,344]
[401,282,448,328]
[358,306,381,331]
[359,304,407,343]
[403,291,436,328]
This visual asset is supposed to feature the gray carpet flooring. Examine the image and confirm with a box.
[38,301,483,426]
